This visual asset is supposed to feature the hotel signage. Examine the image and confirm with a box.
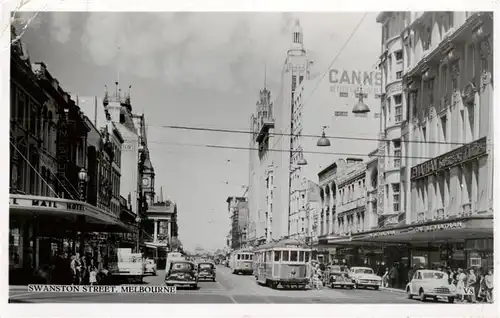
[10,197,85,211]
[414,222,464,233]
[411,137,487,180]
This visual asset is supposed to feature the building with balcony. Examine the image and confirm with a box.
[9,29,135,284]
[345,12,494,278]
[377,12,406,227]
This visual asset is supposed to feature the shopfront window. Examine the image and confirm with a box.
[9,227,21,269]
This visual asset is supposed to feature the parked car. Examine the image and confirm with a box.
[349,267,382,290]
[406,269,456,303]
[197,262,216,282]
[326,265,354,289]
[165,261,198,289]
[144,258,157,276]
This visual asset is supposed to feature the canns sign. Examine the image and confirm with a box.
[329,69,382,95]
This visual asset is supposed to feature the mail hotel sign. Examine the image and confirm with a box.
[411,137,487,180]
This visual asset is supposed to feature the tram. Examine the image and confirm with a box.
[253,239,311,289]
[229,247,254,275]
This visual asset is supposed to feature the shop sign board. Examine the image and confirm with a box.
[414,222,464,233]
[10,196,85,211]
[368,230,396,238]
[411,137,487,180]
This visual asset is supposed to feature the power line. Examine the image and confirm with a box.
[144,139,435,160]
[159,124,473,146]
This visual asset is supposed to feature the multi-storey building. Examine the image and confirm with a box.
[347,12,495,276]
[106,122,124,216]
[377,12,406,228]
[247,86,275,245]
[9,29,135,283]
[227,196,248,250]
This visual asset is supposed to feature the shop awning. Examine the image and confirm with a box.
[9,194,135,233]
[351,215,493,244]
[144,241,169,251]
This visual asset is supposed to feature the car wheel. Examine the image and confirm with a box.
[406,288,412,299]
[448,297,454,303]
[355,284,359,289]
[193,284,198,289]
[374,286,379,290]
[419,289,426,302]
[212,278,216,282]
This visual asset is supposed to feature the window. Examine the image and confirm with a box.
[290,250,298,262]
[237,254,240,260]
[392,183,400,212]
[394,149,402,167]
[395,106,403,123]
[299,251,305,262]
[282,250,289,262]
[396,71,402,79]
[394,94,402,105]
[395,50,403,61]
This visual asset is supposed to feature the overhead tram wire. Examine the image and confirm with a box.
[143,139,436,161]
[158,124,473,147]
[16,118,480,146]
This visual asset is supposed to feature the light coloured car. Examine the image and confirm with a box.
[406,269,456,303]
[349,267,382,290]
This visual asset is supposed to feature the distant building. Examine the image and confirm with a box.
[227,196,248,250]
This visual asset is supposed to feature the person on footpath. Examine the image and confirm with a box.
[456,268,466,302]
[466,268,477,303]
[484,269,494,303]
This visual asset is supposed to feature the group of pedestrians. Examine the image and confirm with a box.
[447,267,494,303]
[69,253,98,285]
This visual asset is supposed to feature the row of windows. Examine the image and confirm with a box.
[256,250,311,263]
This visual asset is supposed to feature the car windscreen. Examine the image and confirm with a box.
[171,263,194,271]
[423,272,447,280]
[354,268,374,274]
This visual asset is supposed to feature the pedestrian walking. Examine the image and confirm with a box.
[466,268,477,303]
[456,269,466,302]
[89,267,97,286]
[382,268,389,288]
[485,269,494,303]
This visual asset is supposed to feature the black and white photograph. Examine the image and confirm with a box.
[3,1,497,317]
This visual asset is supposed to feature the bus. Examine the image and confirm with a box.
[253,238,311,289]
[229,247,254,275]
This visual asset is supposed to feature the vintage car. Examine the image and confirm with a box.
[349,267,382,290]
[144,258,157,276]
[165,261,198,289]
[406,270,456,303]
[197,262,216,282]
[326,265,355,289]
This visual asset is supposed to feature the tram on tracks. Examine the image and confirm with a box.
[253,238,311,289]
[229,247,254,275]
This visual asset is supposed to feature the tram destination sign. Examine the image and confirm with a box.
[411,137,487,180]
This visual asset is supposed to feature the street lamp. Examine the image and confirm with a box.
[78,168,88,201]
[297,151,308,166]
[135,216,141,253]
[351,86,371,114]
[317,126,331,147]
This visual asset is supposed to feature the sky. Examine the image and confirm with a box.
[14,11,381,252]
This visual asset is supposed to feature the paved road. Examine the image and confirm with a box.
[9,265,440,303]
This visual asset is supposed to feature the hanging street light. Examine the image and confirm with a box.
[352,86,371,114]
[317,126,331,147]
[297,151,308,166]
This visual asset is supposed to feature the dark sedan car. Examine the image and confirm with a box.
[165,261,198,289]
[197,262,216,282]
